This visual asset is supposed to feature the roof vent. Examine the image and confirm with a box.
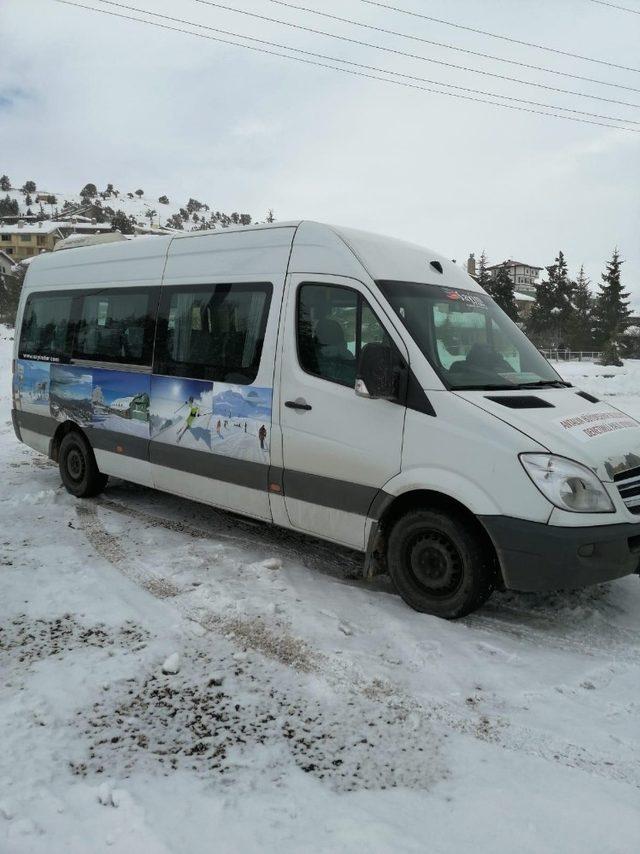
[485,395,554,409]
[430,260,443,274]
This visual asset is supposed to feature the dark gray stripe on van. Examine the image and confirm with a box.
[14,409,57,437]
[15,409,392,518]
[149,442,269,492]
[88,428,149,461]
[283,469,379,517]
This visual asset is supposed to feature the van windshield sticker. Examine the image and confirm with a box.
[557,410,640,441]
[445,290,485,308]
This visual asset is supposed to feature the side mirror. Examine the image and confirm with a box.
[356,343,398,400]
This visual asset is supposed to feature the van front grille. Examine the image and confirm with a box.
[614,468,640,514]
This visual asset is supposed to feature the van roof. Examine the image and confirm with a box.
[22,221,482,294]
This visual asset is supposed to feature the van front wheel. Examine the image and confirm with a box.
[59,431,108,498]
[387,508,493,619]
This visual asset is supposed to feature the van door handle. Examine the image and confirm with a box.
[285,398,312,411]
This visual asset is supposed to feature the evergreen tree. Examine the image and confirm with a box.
[0,195,19,217]
[166,213,184,230]
[135,189,144,198]
[25,194,33,207]
[158,195,170,204]
[567,265,594,351]
[22,180,36,193]
[265,209,275,223]
[110,210,136,235]
[0,175,11,191]
[475,250,491,292]
[487,264,519,322]
[80,183,97,199]
[592,248,630,349]
[526,251,572,347]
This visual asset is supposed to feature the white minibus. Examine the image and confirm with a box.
[12,222,640,617]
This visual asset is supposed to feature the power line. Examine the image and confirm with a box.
[84,0,640,125]
[588,0,640,13]
[270,0,640,93]
[51,0,640,133]
[362,0,640,74]
[190,0,640,109]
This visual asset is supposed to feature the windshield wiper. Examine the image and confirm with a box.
[513,380,572,389]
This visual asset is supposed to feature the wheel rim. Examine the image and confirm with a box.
[405,530,464,599]
[66,446,86,483]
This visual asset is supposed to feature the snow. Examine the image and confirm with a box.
[1,332,640,853]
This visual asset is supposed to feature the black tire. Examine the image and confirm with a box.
[387,508,494,619]
[58,431,108,498]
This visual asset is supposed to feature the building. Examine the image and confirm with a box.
[0,218,115,261]
[0,221,63,261]
[466,253,538,320]
[486,259,543,296]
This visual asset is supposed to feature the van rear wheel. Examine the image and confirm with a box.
[59,431,108,498]
[387,508,493,619]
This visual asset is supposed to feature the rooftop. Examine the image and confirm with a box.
[486,259,543,271]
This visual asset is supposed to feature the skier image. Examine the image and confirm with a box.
[216,419,223,438]
[258,424,267,450]
[176,397,205,443]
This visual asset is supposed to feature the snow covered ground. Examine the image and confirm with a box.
[2,335,640,853]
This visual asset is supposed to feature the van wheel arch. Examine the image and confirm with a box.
[50,420,86,463]
[368,489,504,590]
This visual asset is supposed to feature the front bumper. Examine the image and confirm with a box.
[479,515,640,592]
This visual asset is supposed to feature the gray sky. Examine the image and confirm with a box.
[1,0,639,297]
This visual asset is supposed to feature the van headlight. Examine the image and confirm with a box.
[519,453,614,513]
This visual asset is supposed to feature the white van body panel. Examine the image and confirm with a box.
[397,398,552,521]
[163,225,298,285]
[276,271,409,548]
[22,235,172,293]
[455,388,640,485]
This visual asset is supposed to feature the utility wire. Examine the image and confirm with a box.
[270,0,639,93]
[362,0,640,74]
[52,0,640,133]
[190,0,640,109]
[85,0,640,125]
[588,0,640,14]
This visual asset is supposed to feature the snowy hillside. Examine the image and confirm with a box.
[1,181,258,231]
[1,332,640,853]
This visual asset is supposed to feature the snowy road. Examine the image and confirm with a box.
[1,329,640,853]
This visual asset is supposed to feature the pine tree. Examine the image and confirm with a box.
[22,180,36,194]
[110,210,135,235]
[158,195,170,204]
[80,183,97,199]
[135,189,144,198]
[567,266,594,352]
[0,175,11,191]
[526,251,573,347]
[476,250,491,293]
[265,209,275,223]
[487,264,519,322]
[25,194,33,207]
[592,248,630,350]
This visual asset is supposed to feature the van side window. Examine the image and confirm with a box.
[74,289,156,365]
[155,282,272,383]
[19,293,74,360]
[297,284,392,387]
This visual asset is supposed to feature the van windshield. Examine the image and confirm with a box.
[377,281,565,391]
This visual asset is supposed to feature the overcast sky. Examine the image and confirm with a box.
[1,0,639,297]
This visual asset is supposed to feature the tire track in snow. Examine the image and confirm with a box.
[75,499,640,790]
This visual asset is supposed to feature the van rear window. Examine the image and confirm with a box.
[74,289,156,365]
[19,293,74,361]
